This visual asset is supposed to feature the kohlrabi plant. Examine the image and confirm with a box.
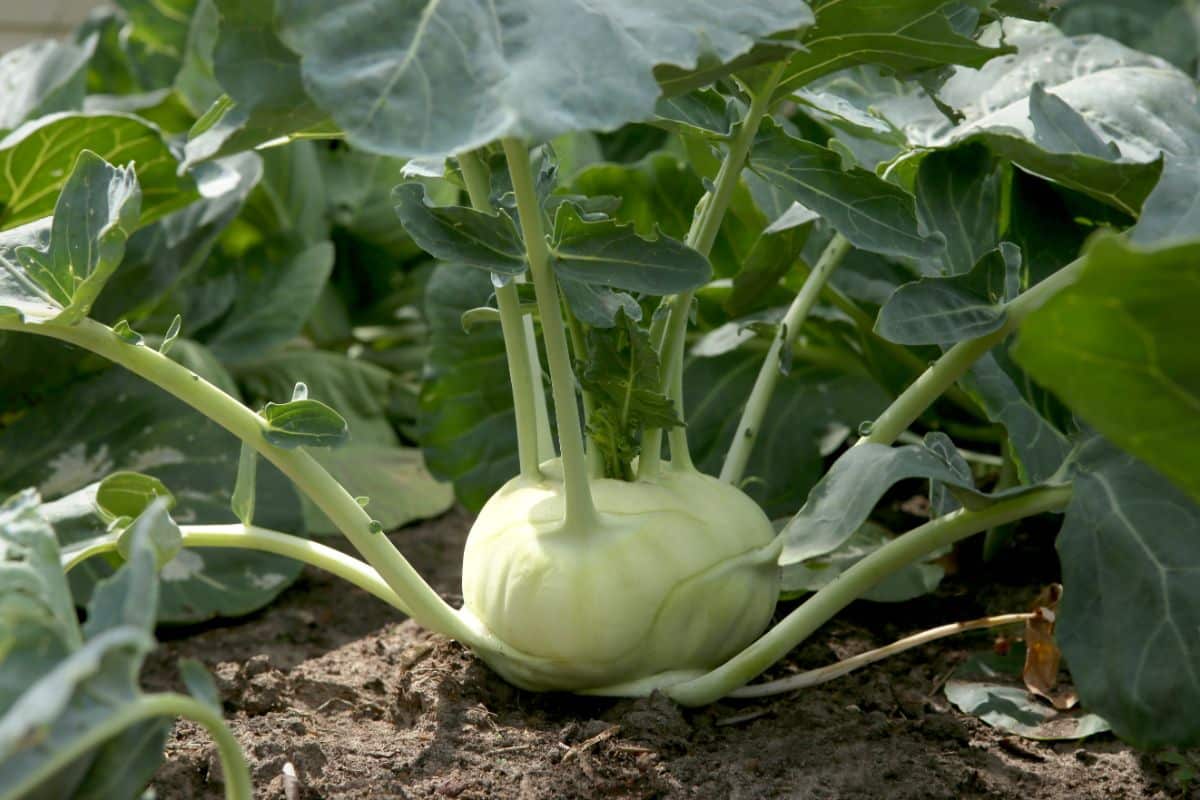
[3,1,1200,797]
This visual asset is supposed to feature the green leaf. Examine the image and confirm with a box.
[1055,436,1200,747]
[750,122,945,261]
[303,445,454,536]
[0,37,96,132]
[419,264,519,511]
[559,279,642,329]
[272,0,813,158]
[0,219,60,323]
[262,398,350,449]
[95,472,176,522]
[783,521,944,602]
[914,144,1005,276]
[580,311,681,479]
[779,433,1050,573]
[0,113,196,231]
[726,216,815,318]
[653,89,739,138]
[777,0,1014,96]
[183,0,330,166]
[1013,234,1200,503]
[0,369,304,623]
[203,240,334,364]
[115,0,202,90]
[551,204,711,295]
[945,648,1111,741]
[1054,0,1200,73]
[393,183,526,276]
[114,502,183,570]
[685,355,889,518]
[875,243,1020,347]
[15,151,142,324]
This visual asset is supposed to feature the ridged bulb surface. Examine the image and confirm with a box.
[461,461,779,691]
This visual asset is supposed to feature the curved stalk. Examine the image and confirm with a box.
[730,612,1032,697]
[458,150,543,481]
[8,692,251,800]
[664,483,1073,706]
[657,63,788,470]
[859,257,1086,447]
[720,234,851,484]
[501,139,596,527]
[0,316,475,644]
[62,524,408,612]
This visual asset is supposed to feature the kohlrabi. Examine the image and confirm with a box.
[5,1,1200,797]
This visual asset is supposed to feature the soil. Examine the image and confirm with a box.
[145,508,1190,800]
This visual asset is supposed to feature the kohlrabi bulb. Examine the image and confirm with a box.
[460,460,780,691]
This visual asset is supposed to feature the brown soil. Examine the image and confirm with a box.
[145,509,1187,800]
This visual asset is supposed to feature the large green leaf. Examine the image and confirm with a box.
[115,0,201,89]
[393,184,526,276]
[914,144,1005,276]
[0,369,305,623]
[0,219,59,323]
[272,0,814,158]
[749,122,945,261]
[0,37,95,132]
[203,240,334,364]
[875,244,1020,346]
[184,0,331,166]
[779,433,1052,576]
[1055,436,1200,748]
[0,113,196,231]
[551,205,711,295]
[419,263,519,512]
[1013,234,1200,503]
[684,353,889,519]
[15,151,142,325]
[1054,0,1199,74]
[776,0,1014,96]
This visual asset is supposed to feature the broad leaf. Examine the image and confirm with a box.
[0,113,195,231]
[1054,0,1200,73]
[875,243,1020,346]
[914,144,1005,276]
[685,354,889,519]
[0,369,304,623]
[1055,436,1200,747]
[551,204,711,295]
[0,219,59,323]
[559,279,641,329]
[749,122,945,261]
[779,433,1051,574]
[1013,234,1200,503]
[393,184,526,276]
[15,151,141,324]
[776,0,1014,96]
[272,0,814,158]
[0,37,96,132]
[184,0,330,166]
[419,263,519,511]
[783,521,945,602]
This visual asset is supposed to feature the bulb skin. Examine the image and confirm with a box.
[461,461,779,691]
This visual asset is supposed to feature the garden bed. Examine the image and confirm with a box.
[146,510,1170,800]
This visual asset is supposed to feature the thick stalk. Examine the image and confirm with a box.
[561,291,603,477]
[859,257,1086,447]
[665,484,1073,705]
[501,139,596,527]
[657,64,787,469]
[458,150,542,481]
[720,234,851,484]
[7,692,251,800]
[0,316,474,644]
[62,524,408,612]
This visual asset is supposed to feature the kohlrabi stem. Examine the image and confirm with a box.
[8,691,251,800]
[458,149,543,481]
[637,310,672,479]
[62,524,408,612]
[0,316,476,645]
[729,612,1032,697]
[656,67,787,471]
[665,483,1073,706]
[501,138,596,527]
[859,257,1086,447]
[720,233,851,484]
